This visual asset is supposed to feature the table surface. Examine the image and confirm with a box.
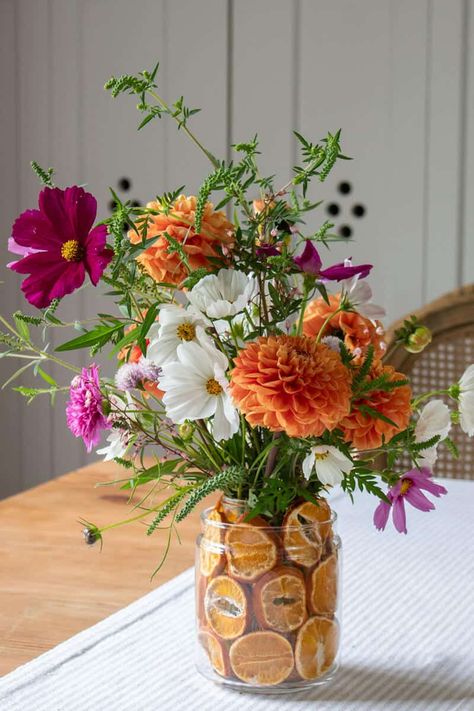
[0,461,211,676]
[1,477,473,711]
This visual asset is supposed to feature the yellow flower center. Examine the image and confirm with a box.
[206,378,223,396]
[176,322,196,341]
[61,239,83,262]
[314,451,329,461]
[400,479,413,495]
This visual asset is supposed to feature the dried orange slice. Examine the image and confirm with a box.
[198,629,229,677]
[307,554,338,616]
[204,574,248,640]
[283,500,332,568]
[295,615,339,680]
[216,496,247,523]
[200,507,225,578]
[253,566,307,632]
[196,574,208,627]
[229,631,294,686]
[225,517,278,582]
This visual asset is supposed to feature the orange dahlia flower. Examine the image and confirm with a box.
[230,335,352,438]
[340,363,412,450]
[128,195,234,286]
[303,294,386,358]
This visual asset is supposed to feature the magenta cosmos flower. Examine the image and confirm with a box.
[374,468,447,534]
[8,186,113,308]
[294,240,372,281]
[66,365,110,452]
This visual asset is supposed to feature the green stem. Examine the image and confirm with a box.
[148,90,220,169]
[315,305,344,343]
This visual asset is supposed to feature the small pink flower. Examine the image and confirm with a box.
[374,468,447,534]
[66,365,110,452]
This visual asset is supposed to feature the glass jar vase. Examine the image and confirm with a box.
[195,498,341,693]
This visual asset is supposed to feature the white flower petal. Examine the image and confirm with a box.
[415,400,451,443]
[302,451,315,480]
[459,390,474,436]
[212,396,240,441]
[315,458,344,486]
[460,364,474,391]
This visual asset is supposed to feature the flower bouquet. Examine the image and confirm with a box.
[2,62,473,692]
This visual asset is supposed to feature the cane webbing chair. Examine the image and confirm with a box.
[384,284,474,480]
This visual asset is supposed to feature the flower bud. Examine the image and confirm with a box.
[406,326,432,353]
[179,422,195,441]
[83,526,100,545]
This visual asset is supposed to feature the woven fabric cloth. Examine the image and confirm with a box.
[1,479,473,711]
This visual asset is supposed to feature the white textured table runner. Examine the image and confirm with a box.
[1,478,474,711]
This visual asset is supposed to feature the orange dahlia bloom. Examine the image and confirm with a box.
[340,363,412,450]
[230,335,352,438]
[128,195,234,286]
[303,294,386,358]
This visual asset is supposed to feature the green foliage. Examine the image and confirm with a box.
[31,161,54,187]
[146,489,190,535]
[176,466,246,522]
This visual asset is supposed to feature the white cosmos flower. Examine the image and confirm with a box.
[186,268,258,319]
[459,364,474,436]
[415,399,451,468]
[97,429,130,461]
[159,333,239,441]
[147,304,206,366]
[302,445,353,486]
[340,272,386,320]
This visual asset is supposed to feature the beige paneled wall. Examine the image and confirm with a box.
[0,0,472,497]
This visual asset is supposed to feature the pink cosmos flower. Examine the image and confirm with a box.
[374,467,447,534]
[8,186,113,308]
[293,240,372,280]
[66,365,110,452]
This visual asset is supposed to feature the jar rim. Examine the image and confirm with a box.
[200,504,337,531]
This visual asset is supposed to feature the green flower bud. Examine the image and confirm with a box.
[179,422,195,441]
[406,326,432,353]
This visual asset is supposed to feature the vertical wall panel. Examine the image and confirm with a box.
[0,0,21,497]
[16,0,54,489]
[232,0,296,186]
[423,0,465,302]
[164,0,229,191]
[463,0,474,284]
[300,0,428,324]
[49,0,87,477]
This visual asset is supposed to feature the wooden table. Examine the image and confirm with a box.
[0,462,212,676]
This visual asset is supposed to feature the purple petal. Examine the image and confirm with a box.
[404,486,436,512]
[256,244,280,258]
[320,262,373,281]
[64,186,98,240]
[38,187,75,241]
[11,251,85,308]
[7,237,42,268]
[293,240,323,275]
[373,500,391,531]
[84,225,113,285]
[392,498,407,534]
[407,468,448,498]
[11,208,59,250]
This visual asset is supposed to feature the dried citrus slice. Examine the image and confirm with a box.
[253,566,307,632]
[283,500,332,568]
[204,574,248,640]
[225,517,278,582]
[196,574,208,627]
[229,631,294,686]
[198,629,229,677]
[216,496,247,523]
[307,554,338,616]
[295,615,339,680]
[200,507,225,578]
